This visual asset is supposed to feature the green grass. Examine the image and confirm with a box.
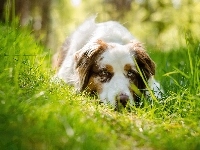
[0,23,200,150]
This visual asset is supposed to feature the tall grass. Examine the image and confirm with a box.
[0,22,200,150]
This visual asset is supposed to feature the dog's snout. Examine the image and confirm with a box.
[119,93,129,101]
[118,93,129,107]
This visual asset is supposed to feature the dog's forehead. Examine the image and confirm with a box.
[100,44,135,67]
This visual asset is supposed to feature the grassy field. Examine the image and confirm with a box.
[0,24,200,150]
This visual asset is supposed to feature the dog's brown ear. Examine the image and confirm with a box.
[129,41,155,80]
[74,40,107,91]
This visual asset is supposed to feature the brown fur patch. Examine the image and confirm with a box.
[126,41,156,102]
[86,75,103,94]
[129,42,155,79]
[97,40,108,50]
[75,40,108,91]
[105,64,114,74]
[124,64,132,72]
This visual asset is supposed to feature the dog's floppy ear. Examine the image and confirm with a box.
[74,40,107,91]
[129,41,155,80]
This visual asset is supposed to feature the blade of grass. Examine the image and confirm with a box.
[133,58,158,103]
[173,67,190,79]
[185,31,194,76]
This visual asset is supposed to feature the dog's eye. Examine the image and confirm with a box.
[127,70,136,78]
[99,70,110,76]
[98,69,112,82]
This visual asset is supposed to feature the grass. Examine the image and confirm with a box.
[0,23,200,150]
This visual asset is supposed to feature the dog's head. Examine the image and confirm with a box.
[75,40,155,108]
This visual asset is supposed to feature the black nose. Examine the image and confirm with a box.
[118,93,129,107]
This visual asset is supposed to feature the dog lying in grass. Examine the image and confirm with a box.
[53,17,162,108]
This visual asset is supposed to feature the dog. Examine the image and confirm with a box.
[53,17,162,108]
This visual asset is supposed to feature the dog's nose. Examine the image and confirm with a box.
[118,93,129,107]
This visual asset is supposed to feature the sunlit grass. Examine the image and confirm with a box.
[0,23,200,150]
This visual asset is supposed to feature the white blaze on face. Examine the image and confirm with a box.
[98,44,136,107]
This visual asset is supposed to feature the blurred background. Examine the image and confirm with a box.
[0,0,200,51]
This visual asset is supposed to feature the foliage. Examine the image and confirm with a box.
[52,0,200,50]
[1,0,199,51]
[0,22,200,150]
